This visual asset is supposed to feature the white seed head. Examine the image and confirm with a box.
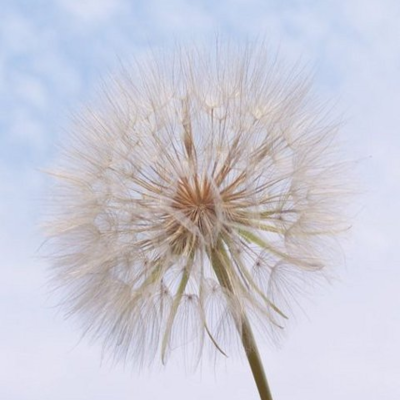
[45,41,349,368]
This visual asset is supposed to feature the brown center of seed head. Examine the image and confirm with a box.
[167,175,219,254]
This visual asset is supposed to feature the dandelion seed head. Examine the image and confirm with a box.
[45,40,350,368]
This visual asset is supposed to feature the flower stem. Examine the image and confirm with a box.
[209,242,274,400]
[240,316,274,400]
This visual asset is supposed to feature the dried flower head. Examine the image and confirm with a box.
[46,41,348,373]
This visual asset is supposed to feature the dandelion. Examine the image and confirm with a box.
[45,41,349,400]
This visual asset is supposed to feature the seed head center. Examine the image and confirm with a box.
[166,176,220,252]
[173,176,216,223]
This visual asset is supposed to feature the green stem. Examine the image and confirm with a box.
[241,316,274,400]
[209,241,273,400]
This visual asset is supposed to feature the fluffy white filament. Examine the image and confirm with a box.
[46,41,348,368]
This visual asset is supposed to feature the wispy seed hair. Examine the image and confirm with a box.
[45,40,350,369]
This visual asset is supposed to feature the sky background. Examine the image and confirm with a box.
[1,0,399,399]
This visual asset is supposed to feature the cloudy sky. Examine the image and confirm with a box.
[1,0,399,399]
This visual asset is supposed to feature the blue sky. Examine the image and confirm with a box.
[1,0,400,399]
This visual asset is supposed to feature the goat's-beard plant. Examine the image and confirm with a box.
[46,42,349,400]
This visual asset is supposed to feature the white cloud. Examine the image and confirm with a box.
[30,52,82,98]
[8,109,47,150]
[56,0,128,24]
[143,0,216,33]
[343,0,400,35]
[0,12,39,55]
[13,73,48,111]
